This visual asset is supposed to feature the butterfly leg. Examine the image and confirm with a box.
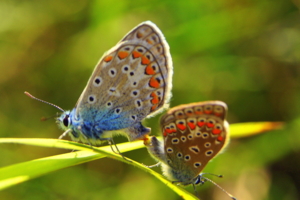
[144,162,161,168]
[59,128,92,146]
[101,138,132,162]
[144,136,169,167]
[192,183,198,197]
[145,136,168,162]
[107,138,119,154]
[58,129,72,140]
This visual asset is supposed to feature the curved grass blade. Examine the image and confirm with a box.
[230,121,284,138]
[0,138,198,199]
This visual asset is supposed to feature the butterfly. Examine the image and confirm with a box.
[145,101,236,199]
[26,21,173,146]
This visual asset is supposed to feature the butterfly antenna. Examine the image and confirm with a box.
[24,91,65,112]
[201,172,223,178]
[200,174,237,200]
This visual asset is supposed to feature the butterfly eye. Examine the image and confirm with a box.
[63,115,69,127]
[194,175,202,185]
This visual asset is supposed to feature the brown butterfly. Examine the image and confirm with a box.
[146,101,236,199]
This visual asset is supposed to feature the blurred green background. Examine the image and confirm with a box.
[1,0,300,199]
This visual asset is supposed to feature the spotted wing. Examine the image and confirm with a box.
[74,21,172,140]
[160,101,229,180]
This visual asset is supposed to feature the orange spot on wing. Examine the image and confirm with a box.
[204,110,213,114]
[151,104,158,111]
[187,122,196,130]
[104,55,113,62]
[197,121,205,127]
[150,92,161,111]
[118,51,129,59]
[212,128,221,134]
[214,112,223,117]
[217,135,224,141]
[145,64,155,75]
[176,124,186,131]
[206,122,214,128]
[165,127,173,134]
[141,56,151,65]
[185,111,194,116]
[132,51,142,58]
[137,32,143,38]
[150,92,159,104]
[163,130,168,137]
[149,77,160,88]
[146,39,153,44]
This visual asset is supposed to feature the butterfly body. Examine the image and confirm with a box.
[146,101,229,185]
[56,21,172,145]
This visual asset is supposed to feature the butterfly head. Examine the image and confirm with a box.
[56,109,88,144]
[160,162,199,185]
[56,111,71,131]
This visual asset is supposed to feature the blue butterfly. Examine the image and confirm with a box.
[26,21,173,146]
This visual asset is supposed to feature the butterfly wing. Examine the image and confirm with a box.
[160,101,229,184]
[74,21,172,141]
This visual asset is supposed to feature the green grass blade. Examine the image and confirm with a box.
[0,121,282,198]
[230,121,284,138]
[0,138,198,199]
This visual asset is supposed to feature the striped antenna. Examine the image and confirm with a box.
[24,91,65,112]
